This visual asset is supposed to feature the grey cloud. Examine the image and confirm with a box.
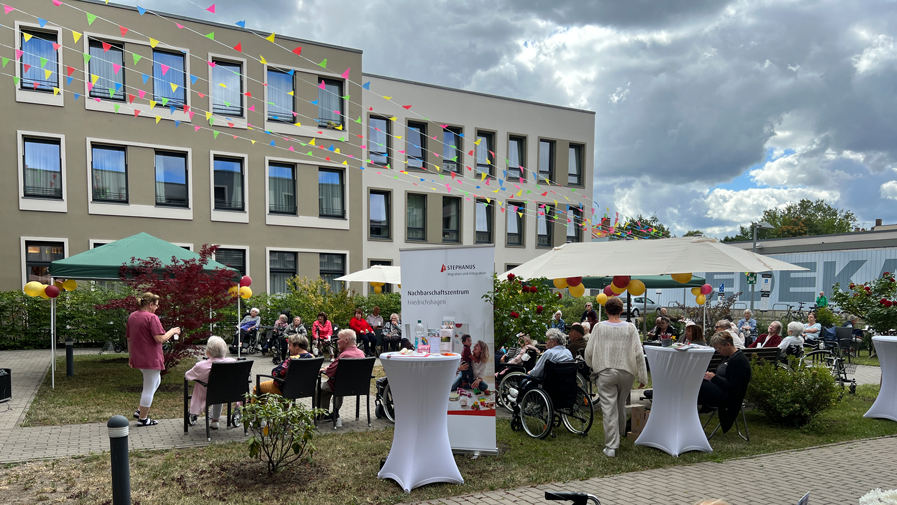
[504,0,731,28]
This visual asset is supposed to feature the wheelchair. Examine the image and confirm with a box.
[230,327,260,355]
[374,376,395,423]
[509,361,594,439]
[496,348,540,411]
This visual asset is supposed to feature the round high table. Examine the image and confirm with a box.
[864,336,897,422]
[636,346,715,456]
[377,352,463,493]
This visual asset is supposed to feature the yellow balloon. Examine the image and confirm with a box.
[54,280,64,290]
[691,287,702,296]
[696,294,706,305]
[628,279,646,296]
[23,281,43,297]
[569,283,586,298]
[610,283,627,295]
[595,293,608,306]
[672,273,693,284]
[228,286,239,297]
[373,285,382,294]
[371,282,384,287]
[239,286,252,299]
[398,284,401,289]
[553,278,568,289]
[38,285,50,299]
[62,279,78,291]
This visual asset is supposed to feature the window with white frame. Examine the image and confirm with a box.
[568,144,583,186]
[475,199,493,244]
[267,67,294,121]
[269,251,296,294]
[25,241,64,284]
[407,193,426,241]
[268,163,296,215]
[539,140,555,181]
[213,156,244,211]
[369,116,389,166]
[91,145,128,203]
[567,206,583,243]
[320,253,345,293]
[216,248,246,276]
[88,39,124,100]
[318,168,344,218]
[23,137,62,199]
[155,151,188,207]
[507,201,524,246]
[212,60,243,116]
[20,29,59,91]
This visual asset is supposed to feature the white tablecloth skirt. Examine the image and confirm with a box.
[865,336,897,422]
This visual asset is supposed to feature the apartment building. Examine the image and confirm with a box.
[3,0,363,293]
[360,74,596,293]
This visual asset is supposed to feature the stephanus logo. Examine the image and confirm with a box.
[441,264,476,272]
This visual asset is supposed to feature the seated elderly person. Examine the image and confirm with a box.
[778,321,805,357]
[381,313,402,352]
[697,332,752,432]
[318,329,366,427]
[566,323,588,357]
[802,312,823,344]
[647,317,675,341]
[736,309,758,346]
[749,321,783,348]
[254,334,315,396]
[683,321,706,345]
[715,320,745,349]
[495,334,540,378]
[512,329,574,400]
[236,308,261,348]
[184,336,234,429]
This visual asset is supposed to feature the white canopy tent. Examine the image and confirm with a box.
[335,265,402,285]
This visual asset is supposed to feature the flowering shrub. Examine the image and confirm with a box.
[483,273,559,349]
[831,272,897,334]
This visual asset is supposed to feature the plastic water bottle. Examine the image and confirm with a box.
[415,320,425,352]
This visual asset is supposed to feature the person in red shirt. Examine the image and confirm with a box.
[349,308,376,356]
[319,329,366,427]
[749,321,783,348]
[127,292,180,427]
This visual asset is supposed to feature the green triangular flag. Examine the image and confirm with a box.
[385,164,391,169]
[109,88,115,98]
[113,104,120,113]
[318,58,327,68]
[209,118,215,125]
[1,57,9,68]
[526,190,532,194]
[224,101,231,107]
[213,131,220,139]
[161,97,169,106]
[341,94,350,100]
[440,174,444,180]
[354,116,361,123]
[339,136,346,142]
[267,101,275,106]
[451,156,458,162]
[366,159,372,163]
[306,151,313,156]
[83,53,92,64]
[86,12,97,25]
[205,32,215,40]
[132,54,142,65]
[40,57,48,68]
[13,76,20,86]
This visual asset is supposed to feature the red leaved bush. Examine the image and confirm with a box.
[95,244,238,374]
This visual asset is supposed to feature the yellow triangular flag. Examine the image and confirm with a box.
[266,32,276,42]
[389,116,397,121]
[383,96,392,100]
[250,140,256,145]
[474,139,481,145]
[309,138,315,146]
[23,34,32,42]
[287,91,294,95]
[293,122,301,127]
[72,31,82,43]
[91,74,100,85]
[342,161,348,165]
[336,124,343,130]
[518,212,523,218]
[149,38,160,48]
[335,148,341,154]
[205,111,213,120]
[149,100,157,109]
[516,190,523,196]
[52,87,60,96]
[260,55,267,64]
[486,198,491,204]
[396,136,402,139]
[155,116,162,124]
[219,83,226,88]
[45,69,53,80]
[170,83,179,93]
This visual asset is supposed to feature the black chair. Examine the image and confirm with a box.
[255,357,324,410]
[183,360,253,441]
[703,402,750,441]
[320,357,376,429]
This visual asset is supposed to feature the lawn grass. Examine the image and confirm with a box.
[851,354,879,367]
[3,384,896,504]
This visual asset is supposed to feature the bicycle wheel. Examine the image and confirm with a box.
[520,388,553,439]
[498,372,527,411]
[561,387,594,436]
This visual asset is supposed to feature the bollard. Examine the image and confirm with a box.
[65,337,74,377]
[107,415,131,505]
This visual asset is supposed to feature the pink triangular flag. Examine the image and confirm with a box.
[206,4,215,14]
[113,63,121,74]
[5,5,16,13]
[198,92,205,98]
[341,67,350,79]
[188,111,195,119]
[318,80,326,89]
[194,126,201,132]
[86,82,93,91]
[138,90,146,99]
[53,0,62,5]
[248,105,255,111]
[15,49,23,60]
[176,23,184,29]
[52,43,61,51]
[207,60,216,67]
[160,64,169,75]
[288,146,295,151]
[23,63,31,73]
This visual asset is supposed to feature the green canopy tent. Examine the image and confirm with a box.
[45,233,237,389]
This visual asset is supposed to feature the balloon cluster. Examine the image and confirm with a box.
[371,282,385,294]
[689,283,713,305]
[592,276,647,306]
[23,279,77,299]
[229,275,253,299]
[553,276,586,298]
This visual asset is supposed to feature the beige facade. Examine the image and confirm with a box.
[360,74,596,293]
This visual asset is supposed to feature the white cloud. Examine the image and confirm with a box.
[882,181,897,200]
[852,33,897,74]
[704,187,840,224]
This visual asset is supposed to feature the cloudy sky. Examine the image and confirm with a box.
[140,0,897,237]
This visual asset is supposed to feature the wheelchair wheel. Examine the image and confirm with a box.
[231,406,242,427]
[561,387,594,436]
[520,388,553,439]
[498,372,527,411]
[575,372,590,396]
[382,382,395,423]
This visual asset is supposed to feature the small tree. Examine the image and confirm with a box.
[830,272,897,335]
[483,273,561,349]
[242,393,325,474]
[96,244,238,374]
[283,277,355,327]
[680,292,742,329]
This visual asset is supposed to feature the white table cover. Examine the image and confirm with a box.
[865,336,897,422]
[377,352,464,492]
[635,346,715,456]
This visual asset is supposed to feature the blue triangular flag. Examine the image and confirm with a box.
[310,100,317,105]
[362,81,370,90]
[137,6,146,15]
[272,116,279,121]
[359,166,364,170]
[114,82,122,92]
[328,144,335,151]
[174,120,180,127]
[74,93,81,100]
[38,18,48,28]
[287,69,294,76]
[190,74,198,85]
[142,74,149,84]
[169,105,176,115]
[420,178,425,182]
[66,76,73,85]
[235,20,246,28]
[458,133,464,137]
[270,141,275,146]
[503,170,508,178]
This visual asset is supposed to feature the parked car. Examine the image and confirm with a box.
[623,296,661,318]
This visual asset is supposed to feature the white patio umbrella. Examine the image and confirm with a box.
[335,265,402,285]
[502,236,807,279]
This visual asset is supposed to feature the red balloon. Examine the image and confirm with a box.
[566,276,583,287]
[613,275,630,288]
[45,285,60,298]
[603,285,615,296]
[701,283,713,295]
[239,275,252,287]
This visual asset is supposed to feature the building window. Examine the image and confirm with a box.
[23,138,62,199]
[88,40,124,100]
[369,259,392,293]
[318,169,344,218]
[267,68,294,121]
[568,144,583,186]
[155,151,188,207]
[539,140,555,181]
[21,30,58,91]
[320,253,346,293]
[538,205,554,247]
[370,190,390,239]
[212,60,243,116]
[268,163,296,215]
[567,207,583,243]
[443,127,462,173]
[369,116,389,166]
[476,131,494,176]
[443,196,461,243]
[407,121,427,169]
[318,78,343,127]
[91,145,128,203]
[507,201,524,246]
[407,193,426,241]
[269,251,296,294]
[213,157,244,211]
[508,136,526,181]
[476,199,493,244]
[153,50,186,107]
[25,241,65,284]
[215,248,245,276]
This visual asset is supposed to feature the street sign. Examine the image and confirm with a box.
[719,283,725,294]
[746,273,757,285]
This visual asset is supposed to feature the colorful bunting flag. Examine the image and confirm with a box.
[233,42,242,52]
[235,20,246,28]
[266,32,275,42]
[132,53,142,65]
[86,12,97,25]
[114,104,121,113]
[119,26,129,36]
[205,32,214,40]
[292,47,302,56]
[137,6,146,15]
[149,38,160,48]
[72,31,82,43]
[206,4,216,14]
[318,58,327,68]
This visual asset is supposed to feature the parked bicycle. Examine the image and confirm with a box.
[781,301,810,323]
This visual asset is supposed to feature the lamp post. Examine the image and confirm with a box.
[750,221,774,312]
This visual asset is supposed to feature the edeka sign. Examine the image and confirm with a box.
[699,249,897,308]
[401,246,496,454]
